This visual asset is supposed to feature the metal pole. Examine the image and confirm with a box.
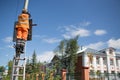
[23,0,29,11]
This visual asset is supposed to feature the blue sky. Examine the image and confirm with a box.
[0,0,120,66]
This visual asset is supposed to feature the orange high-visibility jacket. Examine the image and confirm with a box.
[16,13,29,29]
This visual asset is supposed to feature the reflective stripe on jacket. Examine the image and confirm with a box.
[16,13,29,29]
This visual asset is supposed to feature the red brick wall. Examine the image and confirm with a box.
[75,56,82,72]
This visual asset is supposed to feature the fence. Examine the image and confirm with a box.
[25,73,61,80]
[89,73,120,80]
[66,72,81,80]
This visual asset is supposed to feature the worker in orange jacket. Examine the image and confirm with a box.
[16,9,30,53]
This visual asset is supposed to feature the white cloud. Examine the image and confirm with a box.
[85,38,120,50]
[58,21,91,39]
[62,34,71,39]
[3,37,12,43]
[62,26,90,39]
[33,35,61,44]
[94,29,107,36]
[73,28,90,37]
[79,21,91,27]
[107,38,120,49]
[37,51,54,62]
[43,38,61,44]
[85,42,105,50]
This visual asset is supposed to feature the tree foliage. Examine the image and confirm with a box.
[65,36,79,73]
[8,60,13,75]
[32,50,37,66]
[26,58,32,74]
[0,66,5,72]
[55,36,79,73]
[54,40,67,69]
[30,50,39,73]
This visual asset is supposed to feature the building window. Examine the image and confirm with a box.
[96,57,100,64]
[110,59,114,65]
[116,59,119,66]
[103,57,107,65]
[109,49,113,55]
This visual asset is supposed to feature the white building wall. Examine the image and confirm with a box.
[81,48,120,73]
[100,57,104,73]
[112,51,117,73]
[113,57,117,73]
[118,59,120,72]
[82,52,89,67]
[106,49,111,73]
[92,55,97,72]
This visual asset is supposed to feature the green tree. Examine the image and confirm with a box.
[58,40,66,56]
[8,60,13,75]
[58,40,66,67]
[36,61,42,73]
[32,50,37,66]
[3,60,13,80]
[54,40,66,69]
[54,36,79,73]
[0,66,5,72]
[31,50,37,73]
[65,36,79,73]
[26,58,32,74]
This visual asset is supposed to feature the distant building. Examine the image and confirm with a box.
[76,47,120,74]
[51,47,120,79]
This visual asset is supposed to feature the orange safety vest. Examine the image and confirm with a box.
[16,13,29,29]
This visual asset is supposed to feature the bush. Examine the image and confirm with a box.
[54,75,61,80]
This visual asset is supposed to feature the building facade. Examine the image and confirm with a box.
[76,47,120,80]
[79,47,120,74]
[51,47,120,80]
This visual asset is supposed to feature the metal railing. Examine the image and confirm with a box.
[89,73,120,80]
